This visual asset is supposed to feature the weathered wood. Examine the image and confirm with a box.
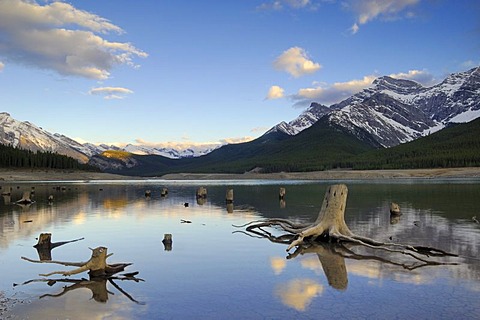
[390,202,401,215]
[287,184,351,251]
[161,188,168,197]
[22,246,131,277]
[162,234,173,251]
[17,191,35,205]
[237,184,457,266]
[279,187,286,200]
[226,188,234,203]
[196,187,207,199]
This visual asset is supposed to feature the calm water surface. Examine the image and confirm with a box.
[0,179,479,319]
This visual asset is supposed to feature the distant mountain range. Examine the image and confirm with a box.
[1,66,479,174]
[268,66,480,147]
[0,112,215,162]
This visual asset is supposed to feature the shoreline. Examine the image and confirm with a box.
[1,167,480,182]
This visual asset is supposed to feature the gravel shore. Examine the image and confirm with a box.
[1,167,480,182]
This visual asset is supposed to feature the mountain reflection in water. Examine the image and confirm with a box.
[0,180,479,319]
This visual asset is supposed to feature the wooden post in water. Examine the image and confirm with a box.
[279,187,286,200]
[390,202,401,215]
[226,188,234,204]
[161,188,168,197]
[196,187,207,199]
[162,234,173,251]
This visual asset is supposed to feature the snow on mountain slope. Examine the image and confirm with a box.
[0,112,89,162]
[271,66,480,148]
[265,102,331,136]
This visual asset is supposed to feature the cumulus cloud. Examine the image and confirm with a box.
[291,74,376,106]
[89,86,134,99]
[389,69,435,86]
[346,0,420,34]
[0,0,147,79]
[266,85,285,99]
[288,68,435,106]
[273,47,321,78]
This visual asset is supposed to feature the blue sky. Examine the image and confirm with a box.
[0,0,478,151]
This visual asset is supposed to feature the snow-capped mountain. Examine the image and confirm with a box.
[2,67,479,166]
[0,112,214,161]
[0,112,90,163]
[122,144,215,158]
[269,66,480,148]
[266,102,331,136]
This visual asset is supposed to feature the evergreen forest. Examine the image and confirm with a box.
[0,144,99,171]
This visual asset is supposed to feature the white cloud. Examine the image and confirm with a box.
[0,61,4,72]
[266,85,285,99]
[273,47,321,78]
[219,136,254,144]
[346,0,420,34]
[0,0,147,79]
[130,136,254,151]
[389,69,435,86]
[291,75,376,106]
[89,86,134,99]
[257,0,315,11]
[289,68,436,106]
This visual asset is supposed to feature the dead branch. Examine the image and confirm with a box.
[22,246,132,277]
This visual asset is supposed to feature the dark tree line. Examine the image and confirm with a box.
[0,144,99,171]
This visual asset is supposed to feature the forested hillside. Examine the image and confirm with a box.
[348,118,480,169]
[0,144,99,171]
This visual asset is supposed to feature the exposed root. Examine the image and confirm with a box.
[236,184,458,266]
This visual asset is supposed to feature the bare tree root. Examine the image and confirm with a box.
[236,184,457,265]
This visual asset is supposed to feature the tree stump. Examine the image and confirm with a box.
[196,187,207,199]
[390,202,401,215]
[236,184,457,267]
[286,184,351,251]
[161,188,168,197]
[279,187,286,200]
[162,234,173,251]
[17,191,35,205]
[226,188,234,204]
[22,246,131,277]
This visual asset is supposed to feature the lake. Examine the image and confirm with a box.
[0,179,479,319]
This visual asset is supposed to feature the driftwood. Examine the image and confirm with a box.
[235,184,457,266]
[22,246,132,277]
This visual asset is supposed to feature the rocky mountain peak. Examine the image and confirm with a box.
[372,76,423,94]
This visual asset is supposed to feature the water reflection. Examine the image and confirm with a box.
[274,279,324,311]
[0,181,479,319]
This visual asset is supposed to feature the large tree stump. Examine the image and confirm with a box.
[236,184,457,266]
[286,184,351,251]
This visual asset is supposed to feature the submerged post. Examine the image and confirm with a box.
[226,188,234,204]
[162,234,173,251]
[279,187,286,200]
[196,187,207,199]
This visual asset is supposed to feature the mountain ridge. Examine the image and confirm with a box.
[1,66,479,170]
